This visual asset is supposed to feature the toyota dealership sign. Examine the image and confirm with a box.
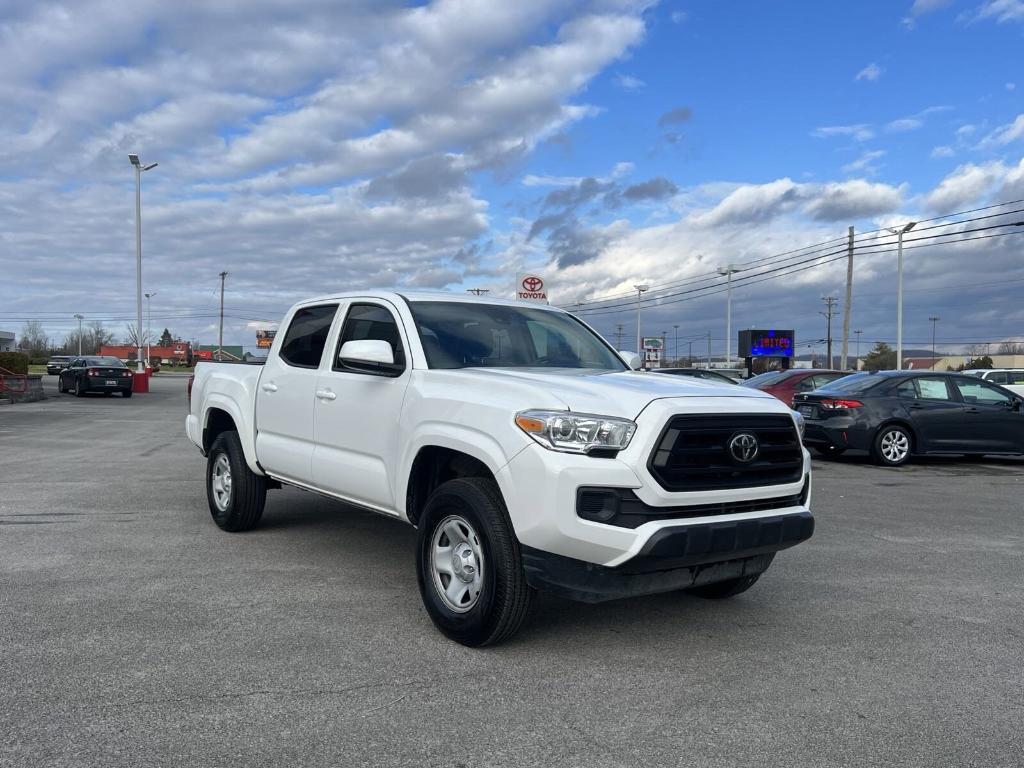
[516,273,548,303]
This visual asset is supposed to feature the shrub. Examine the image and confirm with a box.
[0,352,29,375]
[30,356,49,366]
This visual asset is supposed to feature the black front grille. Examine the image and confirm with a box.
[648,413,803,492]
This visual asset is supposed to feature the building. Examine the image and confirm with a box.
[0,330,15,352]
[99,341,193,365]
[193,344,244,361]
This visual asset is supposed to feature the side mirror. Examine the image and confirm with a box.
[339,339,394,367]
[618,350,643,370]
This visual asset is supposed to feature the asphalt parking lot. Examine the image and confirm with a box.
[1,376,1022,768]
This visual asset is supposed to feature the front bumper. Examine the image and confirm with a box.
[496,397,814,579]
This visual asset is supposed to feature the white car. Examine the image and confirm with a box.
[186,292,813,646]
[963,369,1024,397]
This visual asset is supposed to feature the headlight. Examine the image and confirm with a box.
[792,409,806,439]
[515,410,636,454]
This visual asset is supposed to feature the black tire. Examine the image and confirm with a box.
[122,390,133,398]
[812,445,846,459]
[206,431,266,532]
[416,477,532,647]
[58,377,66,394]
[872,424,913,467]
[686,574,762,599]
[74,378,84,397]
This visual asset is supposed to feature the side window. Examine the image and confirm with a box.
[795,377,815,392]
[955,379,1012,405]
[278,305,338,369]
[334,303,406,376]
[1008,371,1024,385]
[895,380,918,399]
[916,377,952,401]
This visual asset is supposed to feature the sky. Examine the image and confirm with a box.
[1,0,1022,359]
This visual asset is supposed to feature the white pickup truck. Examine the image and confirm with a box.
[186,292,813,646]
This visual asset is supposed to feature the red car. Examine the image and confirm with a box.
[741,369,851,406]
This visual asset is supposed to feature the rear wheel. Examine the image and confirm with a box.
[872,424,912,466]
[58,377,67,394]
[686,574,762,599]
[206,431,266,532]
[416,477,532,647]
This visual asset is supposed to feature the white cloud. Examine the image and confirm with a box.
[812,124,875,142]
[613,73,645,90]
[886,117,924,132]
[842,150,887,174]
[976,0,1024,23]
[802,180,904,221]
[923,159,1024,211]
[931,145,955,158]
[978,113,1024,148]
[671,10,688,23]
[855,63,883,82]
[1008,82,1018,91]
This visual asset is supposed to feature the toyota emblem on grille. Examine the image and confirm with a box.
[728,432,759,463]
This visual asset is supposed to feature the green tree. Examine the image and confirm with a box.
[957,355,993,370]
[862,341,896,372]
[159,328,173,346]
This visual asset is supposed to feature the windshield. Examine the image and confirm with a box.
[814,372,884,394]
[409,301,626,371]
[741,371,789,388]
[85,357,125,367]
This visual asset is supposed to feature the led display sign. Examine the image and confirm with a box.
[738,329,795,358]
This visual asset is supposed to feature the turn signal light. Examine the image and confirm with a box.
[819,398,862,409]
[87,368,98,377]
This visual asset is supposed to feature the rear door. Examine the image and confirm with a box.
[901,376,965,451]
[311,301,411,512]
[951,377,1023,452]
[254,303,339,483]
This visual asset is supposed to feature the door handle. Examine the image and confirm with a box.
[964,407,979,413]
[261,382,278,393]
[315,389,336,401]
[909,403,924,409]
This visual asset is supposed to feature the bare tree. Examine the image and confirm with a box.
[123,323,150,348]
[18,320,49,356]
[997,341,1024,355]
[86,321,116,354]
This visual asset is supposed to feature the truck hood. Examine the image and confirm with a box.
[447,368,776,419]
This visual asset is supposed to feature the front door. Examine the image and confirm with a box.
[254,303,339,483]
[311,300,412,512]
[951,377,1023,453]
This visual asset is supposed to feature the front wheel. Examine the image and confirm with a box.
[206,431,266,532]
[74,378,84,397]
[416,478,532,647]
[872,425,912,466]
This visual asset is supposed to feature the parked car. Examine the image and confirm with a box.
[58,356,134,397]
[963,369,1024,397]
[187,292,814,646]
[794,371,1024,466]
[651,367,738,384]
[46,356,72,375]
[742,369,851,406]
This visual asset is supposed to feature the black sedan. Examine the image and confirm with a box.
[794,370,1024,466]
[46,356,72,375]
[58,356,134,398]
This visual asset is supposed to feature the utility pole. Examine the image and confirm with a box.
[218,271,228,361]
[687,340,693,367]
[74,313,84,356]
[716,265,742,365]
[634,284,649,355]
[465,288,490,296]
[820,296,838,368]
[854,330,863,369]
[129,153,157,375]
[144,291,157,366]
[615,324,624,349]
[840,226,854,369]
[706,331,712,369]
[929,316,941,368]
[673,324,679,365]
[887,221,917,369]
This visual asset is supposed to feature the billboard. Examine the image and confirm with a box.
[642,337,663,367]
[516,273,548,303]
[738,329,795,358]
[256,329,277,349]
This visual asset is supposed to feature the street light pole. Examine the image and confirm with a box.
[73,313,84,356]
[673,324,679,365]
[717,265,742,365]
[633,284,649,357]
[929,316,941,368]
[145,291,157,366]
[887,222,917,370]
[854,329,863,369]
[129,153,158,375]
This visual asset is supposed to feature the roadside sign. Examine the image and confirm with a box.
[642,337,663,367]
[516,273,548,303]
[256,329,276,348]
